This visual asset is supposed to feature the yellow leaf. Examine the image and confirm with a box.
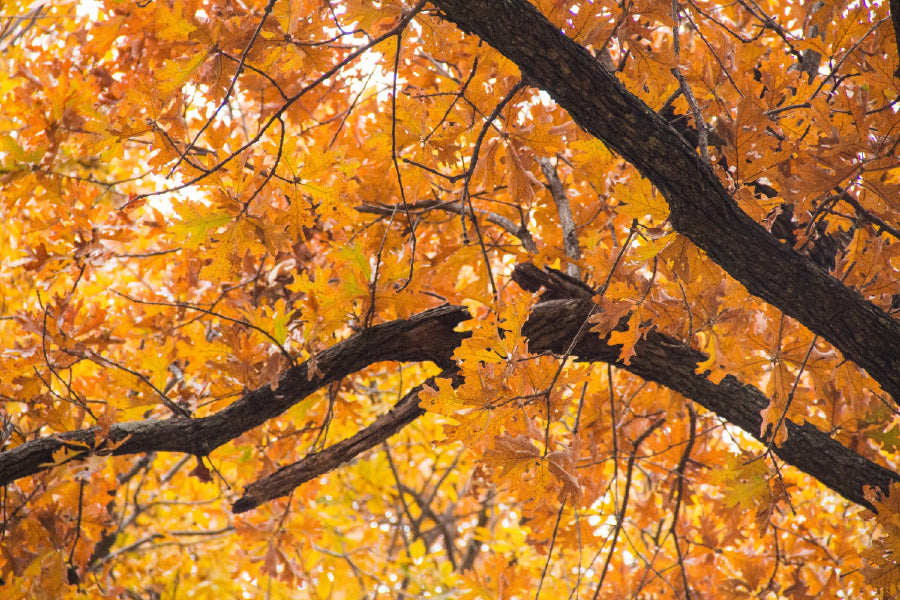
[567,137,613,168]
[615,176,669,220]
[409,539,426,561]
[631,231,676,263]
[710,453,771,511]
[157,52,208,97]
[156,4,198,41]
[171,204,233,249]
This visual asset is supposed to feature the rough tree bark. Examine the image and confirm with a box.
[3,1,899,517]
[428,0,900,403]
[0,305,469,484]
[3,265,895,513]
[891,0,900,78]
[229,264,899,512]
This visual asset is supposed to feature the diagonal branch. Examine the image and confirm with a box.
[2,274,896,512]
[539,157,581,277]
[428,0,900,402]
[234,275,898,511]
[357,199,537,252]
[232,370,463,513]
[513,264,898,511]
[0,305,470,486]
[236,264,899,512]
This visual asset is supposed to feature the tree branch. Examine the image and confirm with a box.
[429,0,900,402]
[0,305,471,486]
[892,0,900,79]
[539,157,581,277]
[357,198,537,252]
[2,273,895,512]
[232,370,462,513]
[513,264,898,511]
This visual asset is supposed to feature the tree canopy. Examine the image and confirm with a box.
[1,0,900,597]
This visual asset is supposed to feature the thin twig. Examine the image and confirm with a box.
[238,116,285,217]
[390,29,417,292]
[364,208,397,328]
[540,157,581,278]
[668,406,696,599]
[539,224,639,454]
[357,199,537,252]
[535,495,567,600]
[422,53,480,145]
[461,79,527,297]
[762,334,819,454]
[671,0,710,164]
[109,289,296,365]
[591,417,666,600]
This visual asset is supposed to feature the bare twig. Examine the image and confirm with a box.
[357,199,537,252]
[539,157,581,277]
[109,289,296,365]
[390,28,417,292]
[591,418,666,600]
[671,0,710,164]
[535,495,567,599]
[460,79,528,297]
[668,406,697,599]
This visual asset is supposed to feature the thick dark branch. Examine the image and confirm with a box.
[235,273,898,511]
[232,370,463,513]
[429,0,900,402]
[233,263,900,512]
[0,305,471,486]
[513,265,898,511]
[891,0,900,79]
[2,286,895,512]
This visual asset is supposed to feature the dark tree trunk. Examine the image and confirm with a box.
[429,0,900,403]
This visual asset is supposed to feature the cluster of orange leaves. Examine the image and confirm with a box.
[0,0,898,598]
